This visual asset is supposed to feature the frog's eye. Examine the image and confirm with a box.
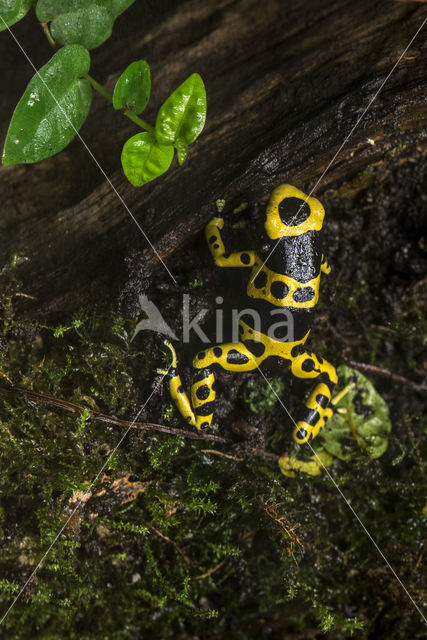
[278,197,311,227]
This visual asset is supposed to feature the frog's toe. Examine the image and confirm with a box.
[278,454,297,478]
[162,339,177,367]
[293,424,311,444]
[156,367,169,376]
[279,452,331,477]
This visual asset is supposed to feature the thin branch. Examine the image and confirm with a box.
[348,361,427,396]
[147,524,191,565]
[193,556,229,580]
[0,384,228,443]
[0,384,284,460]
[200,449,244,461]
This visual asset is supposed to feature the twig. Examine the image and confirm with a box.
[13,292,38,300]
[147,524,190,565]
[0,384,228,443]
[261,499,303,564]
[348,361,427,396]
[200,449,244,461]
[0,384,283,460]
[253,448,279,462]
[193,556,229,580]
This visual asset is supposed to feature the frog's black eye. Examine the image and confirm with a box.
[278,197,311,226]
[296,428,308,441]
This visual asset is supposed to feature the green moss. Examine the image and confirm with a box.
[243,376,285,416]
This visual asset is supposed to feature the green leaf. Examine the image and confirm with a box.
[244,377,285,417]
[0,0,32,31]
[121,132,174,187]
[110,0,136,17]
[155,73,206,161]
[176,141,188,166]
[36,0,115,50]
[2,45,91,166]
[315,365,392,461]
[113,61,151,115]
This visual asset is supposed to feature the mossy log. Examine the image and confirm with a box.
[0,0,426,320]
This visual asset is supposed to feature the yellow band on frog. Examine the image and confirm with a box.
[265,184,325,239]
[248,256,320,309]
[238,320,310,359]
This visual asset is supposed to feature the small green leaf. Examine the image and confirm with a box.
[110,0,136,17]
[113,61,151,115]
[155,73,206,160]
[2,45,91,166]
[121,132,174,187]
[0,0,32,31]
[315,365,392,461]
[36,0,115,50]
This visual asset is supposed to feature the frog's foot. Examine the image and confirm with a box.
[156,340,178,376]
[156,341,197,428]
[293,407,333,444]
[331,383,355,406]
[0,370,13,386]
[279,451,334,478]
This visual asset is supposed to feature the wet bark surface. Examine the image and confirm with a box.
[0,0,426,321]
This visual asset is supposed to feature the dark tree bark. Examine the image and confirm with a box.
[0,0,426,320]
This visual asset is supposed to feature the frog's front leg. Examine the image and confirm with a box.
[206,217,256,268]
[289,349,338,444]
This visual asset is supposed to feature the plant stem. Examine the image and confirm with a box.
[84,74,155,134]
[84,74,113,103]
[123,107,155,135]
[41,22,57,50]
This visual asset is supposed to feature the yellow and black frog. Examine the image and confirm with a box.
[159,184,337,475]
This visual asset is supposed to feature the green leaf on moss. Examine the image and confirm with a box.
[315,365,392,460]
[2,45,91,166]
[113,60,151,115]
[155,73,206,164]
[0,0,32,31]
[121,132,174,187]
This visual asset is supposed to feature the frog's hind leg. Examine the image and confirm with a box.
[290,350,338,444]
[158,341,197,427]
[161,340,259,430]
[189,366,217,430]
[191,341,258,429]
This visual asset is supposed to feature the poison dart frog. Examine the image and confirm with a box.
[159,184,337,475]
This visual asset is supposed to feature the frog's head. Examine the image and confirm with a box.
[264,184,325,240]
